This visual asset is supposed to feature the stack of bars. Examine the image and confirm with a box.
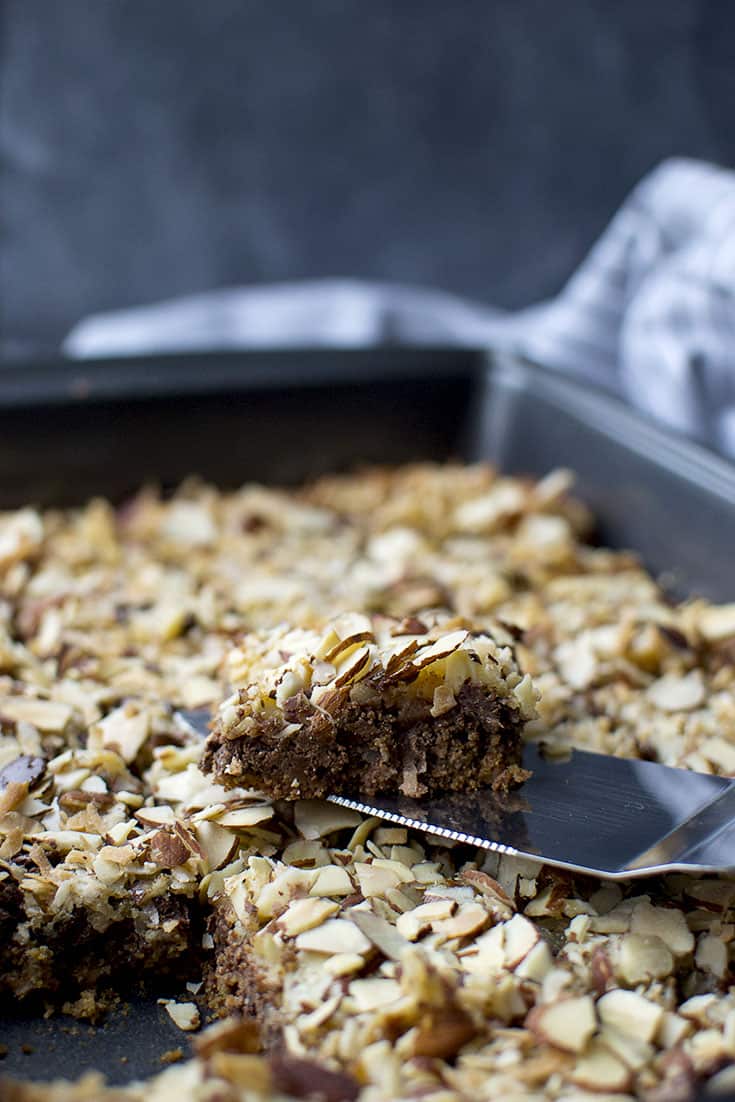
[3,463,735,1101]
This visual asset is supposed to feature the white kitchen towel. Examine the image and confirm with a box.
[65,158,735,456]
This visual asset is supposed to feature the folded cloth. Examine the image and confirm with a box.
[65,158,735,457]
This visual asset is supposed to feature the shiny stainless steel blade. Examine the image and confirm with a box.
[328,746,735,880]
[175,711,735,880]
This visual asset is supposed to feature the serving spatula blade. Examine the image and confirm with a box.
[176,711,735,880]
[328,745,735,880]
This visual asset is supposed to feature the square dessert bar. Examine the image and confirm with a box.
[201,613,537,800]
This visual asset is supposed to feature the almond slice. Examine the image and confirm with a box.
[355,862,403,898]
[697,604,735,642]
[630,901,694,956]
[527,995,596,1054]
[348,977,401,1012]
[695,933,729,978]
[135,805,176,827]
[646,671,704,713]
[294,800,362,840]
[597,989,663,1044]
[438,903,489,940]
[390,630,469,680]
[351,910,411,960]
[616,932,674,985]
[324,632,374,664]
[330,613,373,641]
[194,819,239,871]
[278,897,339,937]
[309,865,354,897]
[159,999,200,1032]
[597,1024,653,1072]
[515,939,553,982]
[334,645,373,688]
[213,805,274,829]
[503,913,540,968]
[395,898,454,940]
[148,828,191,868]
[95,704,149,763]
[568,1039,632,1092]
[0,697,72,733]
[295,917,372,956]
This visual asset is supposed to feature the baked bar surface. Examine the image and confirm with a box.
[202,613,536,799]
[3,463,735,1101]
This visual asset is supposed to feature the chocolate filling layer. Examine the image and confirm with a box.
[202,681,528,800]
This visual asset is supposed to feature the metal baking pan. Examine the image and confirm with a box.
[1,346,734,1090]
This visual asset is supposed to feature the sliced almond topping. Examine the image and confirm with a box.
[309,865,354,897]
[334,645,373,688]
[461,868,515,917]
[695,932,729,978]
[515,939,553,982]
[630,901,694,956]
[597,989,663,1044]
[430,684,457,717]
[646,671,705,713]
[0,697,71,733]
[0,755,46,791]
[0,780,28,816]
[323,953,367,978]
[396,899,455,941]
[270,1053,359,1102]
[160,999,201,1032]
[374,827,408,846]
[617,933,674,986]
[688,1028,729,1075]
[704,1065,735,1097]
[195,819,239,871]
[209,1053,272,1092]
[136,805,176,827]
[213,804,273,829]
[330,613,373,642]
[503,913,540,969]
[298,994,342,1034]
[597,1024,653,1072]
[679,993,718,1025]
[700,736,735,774]
[294,800,362,840]
[193,1012,262,1059]
[255,866,316,920]
[349,910,410,961]
[95,704,149,763]
[656,1010,693,1048]
[697,603,735,642]
[438,902,489,940]
[278,897,339,937]
[348,977,401,1013]
[412,1005,477,1060]
[460,924,506,976]
[526,995,596,1054]
[392,630,469,679]
[568,1039,632,1092]
[323,631,374,664]
[148,828,191,868]
[686,880,735,912]
[295,917,372,956]
[355,861,402,898]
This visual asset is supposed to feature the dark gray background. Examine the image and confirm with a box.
[0,0,732,359]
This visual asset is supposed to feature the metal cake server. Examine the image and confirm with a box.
[176,711,735,881]
[330,746,735,881]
